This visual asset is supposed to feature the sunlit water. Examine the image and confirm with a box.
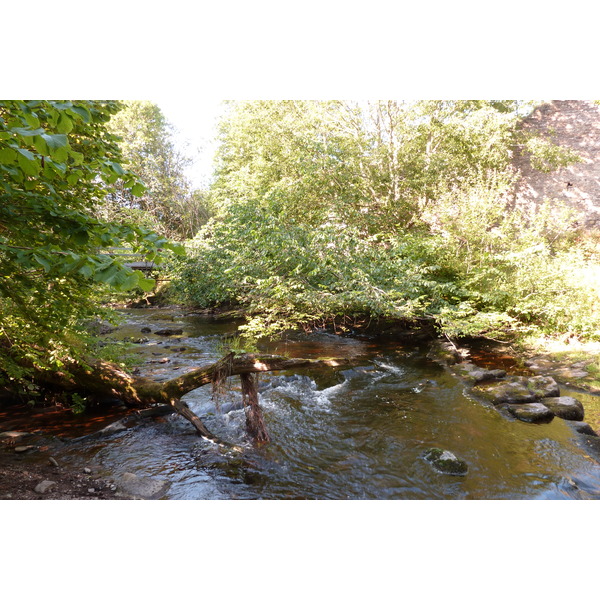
[50,309,600,499]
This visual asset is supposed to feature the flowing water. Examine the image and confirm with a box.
[12,308,600,499]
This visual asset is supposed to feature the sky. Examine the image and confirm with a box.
[153,99,227,188]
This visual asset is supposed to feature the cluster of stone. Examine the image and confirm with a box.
[429,340,595,433]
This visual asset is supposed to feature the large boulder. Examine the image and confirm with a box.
[507,402,555,423]
[424,448,468,476]
[541,396,585,421]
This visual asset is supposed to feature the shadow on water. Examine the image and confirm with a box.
[4,308,600,499]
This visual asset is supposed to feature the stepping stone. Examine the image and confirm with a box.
[541,396,585,421]
[507,402,554,423]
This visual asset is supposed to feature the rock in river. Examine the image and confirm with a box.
[475,375,560,405]
[115,472,170,500]
[424,448,468,476]
[154,328,183,336]
[507,402,554,423]
[541,396,585,421]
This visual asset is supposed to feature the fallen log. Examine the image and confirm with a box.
[33,353,344,448]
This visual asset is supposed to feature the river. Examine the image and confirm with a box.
[14,307,600,499]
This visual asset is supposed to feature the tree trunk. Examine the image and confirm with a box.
[34,353,337,447]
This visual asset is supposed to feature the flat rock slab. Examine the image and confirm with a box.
[507,402,555,423]
[424,448,468,476]
[116,472,170,500]
[475,375,560,405]
[454,363,506,383]
[541,396,585,421]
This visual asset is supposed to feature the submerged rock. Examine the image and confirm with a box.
[567,421,599,436]
[541,396,585,421]
[424,448,468,476]
[154,328,184,336]
[427,341,464,366]
[115,472,170,500]
[507,402,555,423]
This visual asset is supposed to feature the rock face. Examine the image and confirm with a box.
[507,403,555,423]
[512,100,600,228]
[424,448,468,476]
[541,396,585,421]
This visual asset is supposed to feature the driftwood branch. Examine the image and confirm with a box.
[35,353,346,448]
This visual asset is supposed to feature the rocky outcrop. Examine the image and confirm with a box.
[513,100,600,229]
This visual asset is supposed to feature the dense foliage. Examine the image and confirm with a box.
[173,100,599,342]
[0,100,182,390]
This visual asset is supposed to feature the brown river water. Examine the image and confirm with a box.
[4,307,600,499]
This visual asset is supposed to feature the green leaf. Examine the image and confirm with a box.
[136,275,156,292]
[130,182,145,197]
[16,147,35,161]
[50,101,73,111]
[50,145,69,162]
[32,135,49,155]
[41,133,68,150]
[68,105,91,123]
[110,162,125,176]
[24,113,41,129]
[56,113,74,134]
[17,151,40,176]
[70,151,84,165]
[10,126,45,137]
[32,254,52,272]
[0,147,17,163]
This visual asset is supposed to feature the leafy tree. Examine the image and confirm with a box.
[104,100,211,239]
[0,100,183,390]
[174,99,594,342]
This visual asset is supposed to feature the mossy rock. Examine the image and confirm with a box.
[424,448,468,476]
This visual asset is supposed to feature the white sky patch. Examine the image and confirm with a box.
[153,99,227,189]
